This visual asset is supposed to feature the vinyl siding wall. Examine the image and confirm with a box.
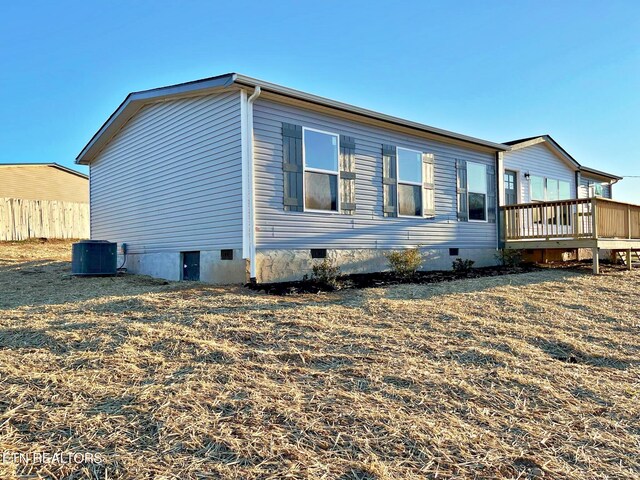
[0,166,88,202]
[578,174,612,199]
[503,143,576,203]
[253,98,497,250]
[90,90,243,253]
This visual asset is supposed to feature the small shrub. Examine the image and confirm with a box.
[385,247,423,279]
[452,258,475,273]
[310,258,341,289]
[496,249,523,267]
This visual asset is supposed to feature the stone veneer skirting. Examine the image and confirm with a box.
[255,248,499,283]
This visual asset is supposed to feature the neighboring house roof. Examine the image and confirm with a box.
[76,73,509,165]
[0,163,88,179]
[504,135,621,182]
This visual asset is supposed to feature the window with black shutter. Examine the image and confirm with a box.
[384,146,435,218]
[456,160,496,223]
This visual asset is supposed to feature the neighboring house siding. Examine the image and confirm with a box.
[503,143,576,202]
[578,175,612,199]
[90,90,243,253]
[253,98,497,250]
[0,166,88,202]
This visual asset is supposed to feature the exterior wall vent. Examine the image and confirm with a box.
[311,249,327,259]
[449,248,459,256]
[221,249,234,260]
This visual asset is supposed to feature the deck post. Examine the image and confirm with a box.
[627,250,633,271]
[591,198,598,239]
[592,247,600,274]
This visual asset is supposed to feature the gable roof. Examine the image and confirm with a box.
[504,135,621,182]
[504,135,581,168]
[0,163,88,180]
[76,73,509,165]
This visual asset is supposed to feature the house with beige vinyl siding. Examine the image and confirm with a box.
[0,163,89,241]
[0,163,88,202]
[76,73,630,283]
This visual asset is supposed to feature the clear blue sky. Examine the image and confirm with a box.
[1,0,638,201]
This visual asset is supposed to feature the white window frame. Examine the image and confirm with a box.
[530,176,573,201]
[302,126,340,213]
[467,161,488,223]
[396,146,424,218]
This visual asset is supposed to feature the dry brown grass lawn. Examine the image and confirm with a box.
[0,240,639,479]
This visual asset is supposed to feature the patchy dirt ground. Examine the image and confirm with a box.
[0,240,639,479]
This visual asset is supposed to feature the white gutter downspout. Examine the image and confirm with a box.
[245,86,261,282]
[496,151,504,250]
[241,90,249,265]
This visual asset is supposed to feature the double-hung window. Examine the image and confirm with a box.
[303,128,339,212]
[467,162,487,221]
[397,147,424,216]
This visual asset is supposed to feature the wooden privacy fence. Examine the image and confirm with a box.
[0,197,89,241]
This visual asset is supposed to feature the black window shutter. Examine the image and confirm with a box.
[282,123,303,212]
[456,159,468,221]
[339,135,356,214]
[382,144,397,217]
[486,164,496,223]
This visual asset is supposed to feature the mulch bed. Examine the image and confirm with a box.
[248,264,542,295]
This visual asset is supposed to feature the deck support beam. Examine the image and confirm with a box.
[627,250,633,271]
[592,247,600,274]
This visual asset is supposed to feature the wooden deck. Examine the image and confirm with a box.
[501,197,640,273]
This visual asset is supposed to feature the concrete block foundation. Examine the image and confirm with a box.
[200,250,247,284]
[119,252,182,281]
[118,249,247,284]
